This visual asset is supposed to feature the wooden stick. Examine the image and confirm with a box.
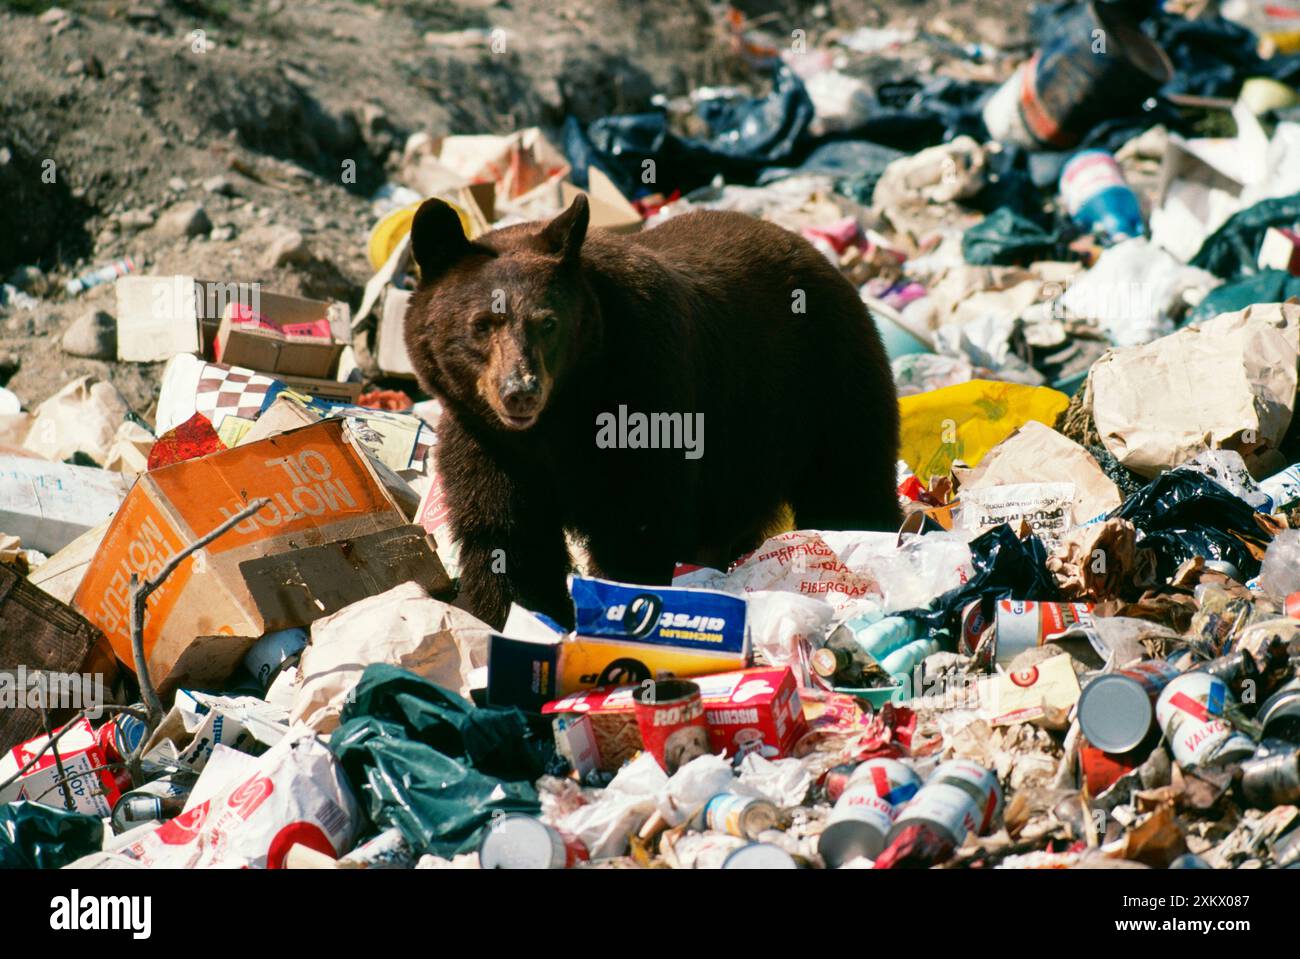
[126,496,270,784]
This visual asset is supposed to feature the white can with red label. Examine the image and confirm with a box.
[1155,672,1256,768]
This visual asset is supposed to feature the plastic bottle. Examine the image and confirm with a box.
[1059,150,1145,242]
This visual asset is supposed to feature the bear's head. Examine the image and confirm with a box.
[403,194,597,432]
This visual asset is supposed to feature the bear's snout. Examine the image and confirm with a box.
[500,370,542,420]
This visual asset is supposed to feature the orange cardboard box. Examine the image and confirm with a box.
[73,419,407,690]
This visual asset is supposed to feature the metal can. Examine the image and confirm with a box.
[702,792,781,840]
[1155,672,1256,767]
[990,600,1094,667]
[109,777,190,834]
[823,762,859,804]
[96,708,147,765]
[1076,661,1181,754]
[1240,751,1300,807]
[819,758,921,867]
[1258,679,1300,743]
[886,781,981,849]
[981,2,1172,150]
[1079,744,1142,795]
[1258,462,1300,513]
[721,842,799,869]
[930,759,1003,835]
[632,679,711,774]
[478,815,589,870]
[243,628,308,691]
[65,256,137,296]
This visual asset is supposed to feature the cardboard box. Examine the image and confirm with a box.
[0,717,121,815]
[358,182,494,379]
[115,274,203,362]
[215,299,344,379]
[541,667,806,771]
[72,419,409,691]
[239,524,451,631]
[116,274,351,366]
[488,576,749,711]
[0,564,113,755]
[28,521,110,606]
[0,454,128,554]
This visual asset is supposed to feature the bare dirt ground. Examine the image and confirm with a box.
[0,0,1025,419]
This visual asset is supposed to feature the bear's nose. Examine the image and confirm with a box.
[500,372,541,416]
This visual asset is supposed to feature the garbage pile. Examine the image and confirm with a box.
[5,0,1300,870]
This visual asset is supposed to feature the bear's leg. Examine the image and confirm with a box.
[439,420,572,628]
[786,428,903,534]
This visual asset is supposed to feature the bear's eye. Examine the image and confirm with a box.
[538,316,558,336]
[471,315,494,339]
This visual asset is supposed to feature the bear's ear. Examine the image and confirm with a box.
[409,198,470,281]
[540,194,589,262]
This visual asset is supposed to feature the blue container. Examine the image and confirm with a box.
[1059,149,1145,242]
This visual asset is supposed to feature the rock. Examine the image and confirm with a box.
[154,201,211,239]
[210,224,236,242]
[167,176,188,192]
[203,175,238,196]
[262,228,312,269]
[117,208,155,231]
[61,310,117,360]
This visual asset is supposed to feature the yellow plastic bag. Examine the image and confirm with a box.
[898,379,1070,483]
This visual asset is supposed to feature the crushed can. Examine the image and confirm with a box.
[819,758,921,867]
[1155,672,1256,768]
[478,814,590,870]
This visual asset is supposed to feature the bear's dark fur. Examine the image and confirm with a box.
[404,194,900,628]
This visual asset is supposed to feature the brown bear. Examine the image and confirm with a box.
[404,193,900,629]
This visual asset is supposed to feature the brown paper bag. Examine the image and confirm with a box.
[1089,302,1299,478]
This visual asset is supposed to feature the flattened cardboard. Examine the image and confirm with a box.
[239,524,451,631]
[72,419,407,690]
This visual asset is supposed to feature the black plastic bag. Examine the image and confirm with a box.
[565,65,814,198]
[1190,192,1300,280]
[1183,269,1300,327]
[1113,469,1273,583]
[329,664,548,858]
[0,801,103,869]
[906,524,1060,639]
[962,207,1061,265]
